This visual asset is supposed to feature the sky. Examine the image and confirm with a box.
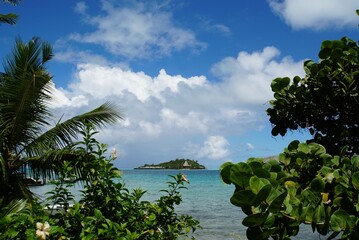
[1,0,358,169]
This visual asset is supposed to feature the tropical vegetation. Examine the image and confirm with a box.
[267,37,358,156]
[221,36,359,239]
[0,2,199,239]
[136,159,206,169]
[0,124,200,239]
[0,37,121,204]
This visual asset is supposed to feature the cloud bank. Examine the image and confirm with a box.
[51,46,304,168]
[268,0,359,30]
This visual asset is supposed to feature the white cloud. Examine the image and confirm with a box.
[268,0,359,30]
[198,136,230,160]
[74,2,88,15]
[51,45,304,167]
[160,108,208,134]
[211,46,304,104]
[48,84,88,109]
[69,64,207,103]
[199,17,231,36]
[69,1,206,59]
[247,143,254,150]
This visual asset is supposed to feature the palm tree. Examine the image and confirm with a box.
[0,0,20,26]
[0,37,123,203]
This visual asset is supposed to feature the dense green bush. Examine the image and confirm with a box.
[221,141,359,239]
[267,37,358,156]
[0,124,199,239]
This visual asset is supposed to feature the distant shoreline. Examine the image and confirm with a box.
[135,159,206,170]
[134,167,205,170]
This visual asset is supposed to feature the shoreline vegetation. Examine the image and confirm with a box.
[135,159,206,170]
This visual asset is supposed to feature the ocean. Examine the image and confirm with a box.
[31,169,324,240]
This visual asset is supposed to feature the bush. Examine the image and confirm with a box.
[220,141,359,239]
[0,124,199,240]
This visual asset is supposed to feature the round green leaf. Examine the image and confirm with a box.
[269,191,287,213]
[279,153,290,166]
[253,184,272,207]
[242,213,269,227]
[230,162,253,188]
[230,190,256,207]
[310,177,325,193]
[331,210,351,232]
[219,162,233,184]
[271,77,290,92]
[298,143,310,154]
[253,168,271,178]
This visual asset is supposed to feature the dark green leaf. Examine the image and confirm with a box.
[351,172,359,190]
[230,190,256,207]
[269,191,287,213]
[271,77,290,92]
[219,162,233,184]
[242,213,269,227]
[331,210,351,232]
[310,177,325,192]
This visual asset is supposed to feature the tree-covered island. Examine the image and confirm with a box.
[135,159,206,169]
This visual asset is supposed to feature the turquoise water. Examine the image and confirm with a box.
[31,170,324,240]
[121,170,246,240]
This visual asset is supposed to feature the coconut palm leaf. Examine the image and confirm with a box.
[0,13,18,25]
[0,38,123,202]
[0,38,54,158]
[0,198,27,218]
[24,102,122,157]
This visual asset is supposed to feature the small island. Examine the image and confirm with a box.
[135,158,206,170]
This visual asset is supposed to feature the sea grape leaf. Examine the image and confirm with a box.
[249,176,270,194]
[253,184,272,207]
[310,177,325,193]
[331,210,351,232]
[298,143,310,154]
[271,77,290,92]
[242,213,269,227]
[253,168,271,179]
[230,190,256,207]
[269,191,287,213]
[230,162,253,188]
[220,162,233,184]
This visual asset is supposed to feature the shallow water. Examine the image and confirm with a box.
[31,169,330,240]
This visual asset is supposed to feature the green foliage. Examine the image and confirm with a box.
[0,0,21,26]
[0,38,122,204]
[138,158,205,169]
[0,124,199,239]
[221,141,359,239]
[267,37,359,156]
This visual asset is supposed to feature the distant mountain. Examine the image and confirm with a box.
[135,159,206,169]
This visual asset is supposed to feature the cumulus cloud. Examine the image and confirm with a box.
[67,64,207,103]
[50,45,304,167]
[211,46,304,104]
[198,136,230,160]
[69,1,206,59]
[268,0,359,30]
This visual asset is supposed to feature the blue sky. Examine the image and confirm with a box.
[1,0,358,169]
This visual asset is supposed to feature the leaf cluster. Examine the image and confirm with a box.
[0,124,200,239]
[221,141,359,239]
[267,37,359,156]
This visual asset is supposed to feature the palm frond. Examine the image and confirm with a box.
[0,198,27,217]
[0,13,18,25]
[24,147,87,180]
[24,102,122,157]
[0,37,54,156]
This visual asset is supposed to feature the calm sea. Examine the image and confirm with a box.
[31,169,324,240]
